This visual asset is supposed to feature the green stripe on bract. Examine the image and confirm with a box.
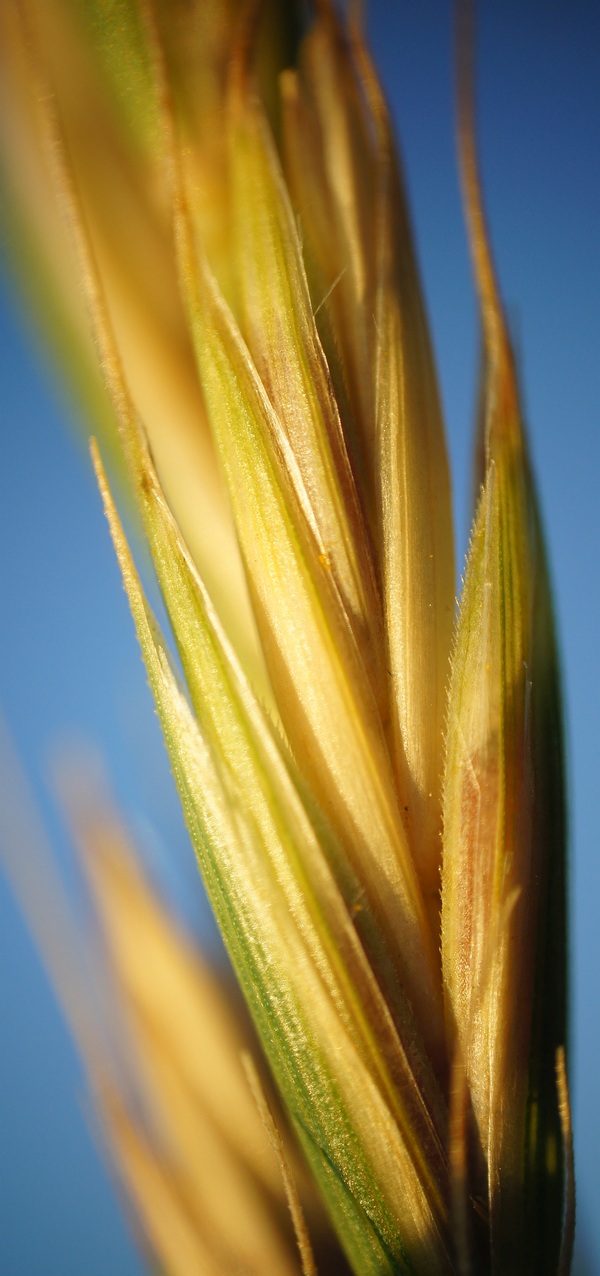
[94,447,454,1274]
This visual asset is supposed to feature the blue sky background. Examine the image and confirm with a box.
[1,2,598,1271]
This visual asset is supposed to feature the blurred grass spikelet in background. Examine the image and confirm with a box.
[0,1,572,1272]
